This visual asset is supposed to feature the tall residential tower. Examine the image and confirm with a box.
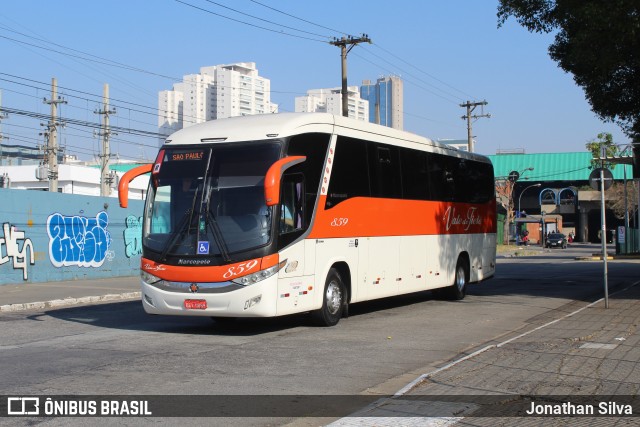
[158,62,277,139]
[294,87,368,121]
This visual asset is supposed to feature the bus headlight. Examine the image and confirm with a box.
[141,270,163,285]
[232,259,287,286]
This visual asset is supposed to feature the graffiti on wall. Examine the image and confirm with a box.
[47,211,112,268]
[0,223,35,280]
[123,215,143,258]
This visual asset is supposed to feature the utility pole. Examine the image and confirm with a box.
[330,34,371,117]
[460,100,490,153]
[0,89,8,166]
[95,83,116,197]
[43,78,67,192]
[598,150,609,308]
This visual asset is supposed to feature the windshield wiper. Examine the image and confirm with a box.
[198,150,232,263]
[206,210,232,263]
[159,185,200,262]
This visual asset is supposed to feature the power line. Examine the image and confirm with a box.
[174,0,328,43]
[182,1,478,108]
[350,51,461,106]
[0,72,303,128]
[184,1,476,112]
[371,43,477,101]
[1,2,482,132]
[357,46,466,104]
[248,0,350,36]
[0,106,165,138]
[201,0,330,39]
[0,32,177,81]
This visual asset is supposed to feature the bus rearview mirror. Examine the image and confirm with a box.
[264,156,306,207]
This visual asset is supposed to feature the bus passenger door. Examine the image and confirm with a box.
[276,173,315,315]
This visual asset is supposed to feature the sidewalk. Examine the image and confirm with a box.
[330,282,640,425]
[0,276,140,312]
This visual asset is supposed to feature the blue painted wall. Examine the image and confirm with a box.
[0,188,145,285]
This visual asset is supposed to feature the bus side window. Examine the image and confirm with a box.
[280,174,305,234]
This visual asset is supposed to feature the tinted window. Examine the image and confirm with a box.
[400,148,429,200]
[427,152,494,203]
[459,159,494,203]
[428,152,456,202]
[372,144,402,199]
[326,137,370,208]
[325,137,494,207]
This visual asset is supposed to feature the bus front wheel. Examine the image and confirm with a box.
[312,268,345,327]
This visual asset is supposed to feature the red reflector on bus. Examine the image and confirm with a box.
[184,299,207,310]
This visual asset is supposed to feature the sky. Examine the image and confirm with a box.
[0,0,631,163]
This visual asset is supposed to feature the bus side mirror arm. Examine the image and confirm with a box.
[264,156,306,206]
[118,164,153,208]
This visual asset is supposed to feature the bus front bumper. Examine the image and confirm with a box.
[140,276,277,317]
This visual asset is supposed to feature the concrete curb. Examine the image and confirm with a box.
[0,292,141,313]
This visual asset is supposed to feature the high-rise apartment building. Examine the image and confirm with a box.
[294,87,368,121]
[360,76,403,130]
[158,62,277,139]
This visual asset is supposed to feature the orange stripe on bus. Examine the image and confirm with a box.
[308,196,496,239]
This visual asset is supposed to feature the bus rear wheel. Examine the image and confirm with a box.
[312,268,345,327]
[436,257,468,300]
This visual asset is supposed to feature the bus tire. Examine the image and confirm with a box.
[440,257,468,300]
[312,268,345,327]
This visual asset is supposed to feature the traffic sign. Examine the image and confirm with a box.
[589,168,613,191]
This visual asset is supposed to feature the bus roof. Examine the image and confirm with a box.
[164,113,490,163]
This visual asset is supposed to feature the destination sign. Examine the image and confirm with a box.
[167,151,205,162]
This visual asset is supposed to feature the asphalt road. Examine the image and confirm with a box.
[1,243,638,426]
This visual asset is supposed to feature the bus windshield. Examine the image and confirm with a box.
[143,141,282,260]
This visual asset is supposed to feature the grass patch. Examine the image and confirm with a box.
[497,244,541,257]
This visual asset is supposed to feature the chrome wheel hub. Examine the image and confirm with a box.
[456,266,466,291]
[325,280,342,315]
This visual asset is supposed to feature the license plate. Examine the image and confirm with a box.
[184,299,207,310]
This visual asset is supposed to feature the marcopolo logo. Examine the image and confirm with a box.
[7,397,40,415]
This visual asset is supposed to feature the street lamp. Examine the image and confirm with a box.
[521,166,534,175]
[516,183,542,244]
[506,166,535,245]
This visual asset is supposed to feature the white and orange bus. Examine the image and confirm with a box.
[119,113,496,326]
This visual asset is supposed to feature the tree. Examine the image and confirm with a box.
[585,132,619,170]
[495,179,515,244]
[608,181,638,221]
[497,1,640,142]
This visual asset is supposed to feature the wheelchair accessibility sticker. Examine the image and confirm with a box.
[197,241,210,255]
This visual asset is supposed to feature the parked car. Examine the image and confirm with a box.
[545,233,568,249]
